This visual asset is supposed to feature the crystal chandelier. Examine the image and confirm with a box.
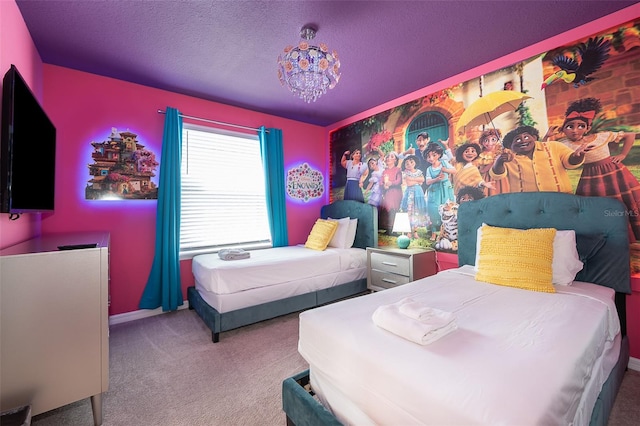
[277,25,341,103]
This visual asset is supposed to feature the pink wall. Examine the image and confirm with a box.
[41,65,327,315]
[0,0,44,248]
[629,278,640,358]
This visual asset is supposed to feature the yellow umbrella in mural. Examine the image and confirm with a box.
[455,90,532,132]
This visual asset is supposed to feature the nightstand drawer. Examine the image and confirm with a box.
[366,246,436,292]
[369,252,410,275]
[370,269,411,289]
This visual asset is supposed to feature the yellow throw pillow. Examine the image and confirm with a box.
[304,219,339,251]
[475,224,556,293]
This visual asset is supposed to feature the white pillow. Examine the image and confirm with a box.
[551,230,584,285]
[473,224,486,271]
[474,225,583,285]
[345,218,358,248]
[327,217,351,249]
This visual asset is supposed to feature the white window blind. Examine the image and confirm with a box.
[180,124,271,258]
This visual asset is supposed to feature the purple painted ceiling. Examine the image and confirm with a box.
[16,1,638,127]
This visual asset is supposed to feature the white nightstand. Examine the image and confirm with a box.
[366,246,437,291]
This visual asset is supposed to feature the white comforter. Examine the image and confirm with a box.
[192,245,366,294]
[298,266,620,426]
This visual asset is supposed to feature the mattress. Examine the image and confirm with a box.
[298,266,621,426]
[193,246,367,313]
[195,266,367,313]
[192,245,366,294]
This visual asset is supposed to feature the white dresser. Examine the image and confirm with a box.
[367,246,436,291]
[0,232,110,425]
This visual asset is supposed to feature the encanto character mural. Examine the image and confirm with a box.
[329,17,640,268]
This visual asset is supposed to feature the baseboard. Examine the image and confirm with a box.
[629,356,640,372]
[109,300,189,326]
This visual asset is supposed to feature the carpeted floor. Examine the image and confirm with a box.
[32,309,308,426]
[31,309,640,425]
[607,367,640,426]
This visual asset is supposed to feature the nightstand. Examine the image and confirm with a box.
[366,246,437,291]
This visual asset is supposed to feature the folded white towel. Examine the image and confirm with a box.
[218,249,250,261]
[399,301,455,324]
[372,304,457,345]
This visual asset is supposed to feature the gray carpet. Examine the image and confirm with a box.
[607,367,640,426]
[32,309,307,425]
[31,309,640,425]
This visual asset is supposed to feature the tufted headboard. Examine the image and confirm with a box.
[458,192,631,295]
[321,200,378,249]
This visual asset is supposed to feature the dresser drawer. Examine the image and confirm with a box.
[370,269,412,289]
[369,252,411,275]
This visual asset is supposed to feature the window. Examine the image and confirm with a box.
[180,124,271,258]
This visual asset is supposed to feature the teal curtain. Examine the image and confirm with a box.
[259,127,288,247]
[139,107,183,311]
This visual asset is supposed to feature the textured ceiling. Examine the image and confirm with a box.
[16,1,638,127]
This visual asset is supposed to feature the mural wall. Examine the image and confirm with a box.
[330,17,640,269]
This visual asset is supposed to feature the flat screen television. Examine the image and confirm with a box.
[1,64,56,216]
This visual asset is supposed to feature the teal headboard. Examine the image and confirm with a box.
[321,200,378,249]
[458,192,631,295]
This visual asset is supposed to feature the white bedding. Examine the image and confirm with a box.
[192,245,367,294]
[298,266,621,426]
[195,266,367,313]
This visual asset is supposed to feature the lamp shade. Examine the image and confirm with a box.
[392,212,411,249]
[392,213,411,233]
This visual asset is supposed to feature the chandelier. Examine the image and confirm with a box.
[277,25,341,103]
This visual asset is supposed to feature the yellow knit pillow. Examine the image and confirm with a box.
[304,219,339,251]
[475,225,556,293]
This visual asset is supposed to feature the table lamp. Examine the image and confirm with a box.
[392,212,411,249]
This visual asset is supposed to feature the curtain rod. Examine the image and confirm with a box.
[157,109,267,133]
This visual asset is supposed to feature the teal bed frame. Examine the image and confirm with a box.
[282,193,631,426]
[188,200,378,343]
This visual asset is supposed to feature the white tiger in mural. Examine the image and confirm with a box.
[435,200,458,251]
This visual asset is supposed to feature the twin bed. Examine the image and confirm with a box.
[187,199,378,343]
[282,192,632,426]
[187,192,631,424]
